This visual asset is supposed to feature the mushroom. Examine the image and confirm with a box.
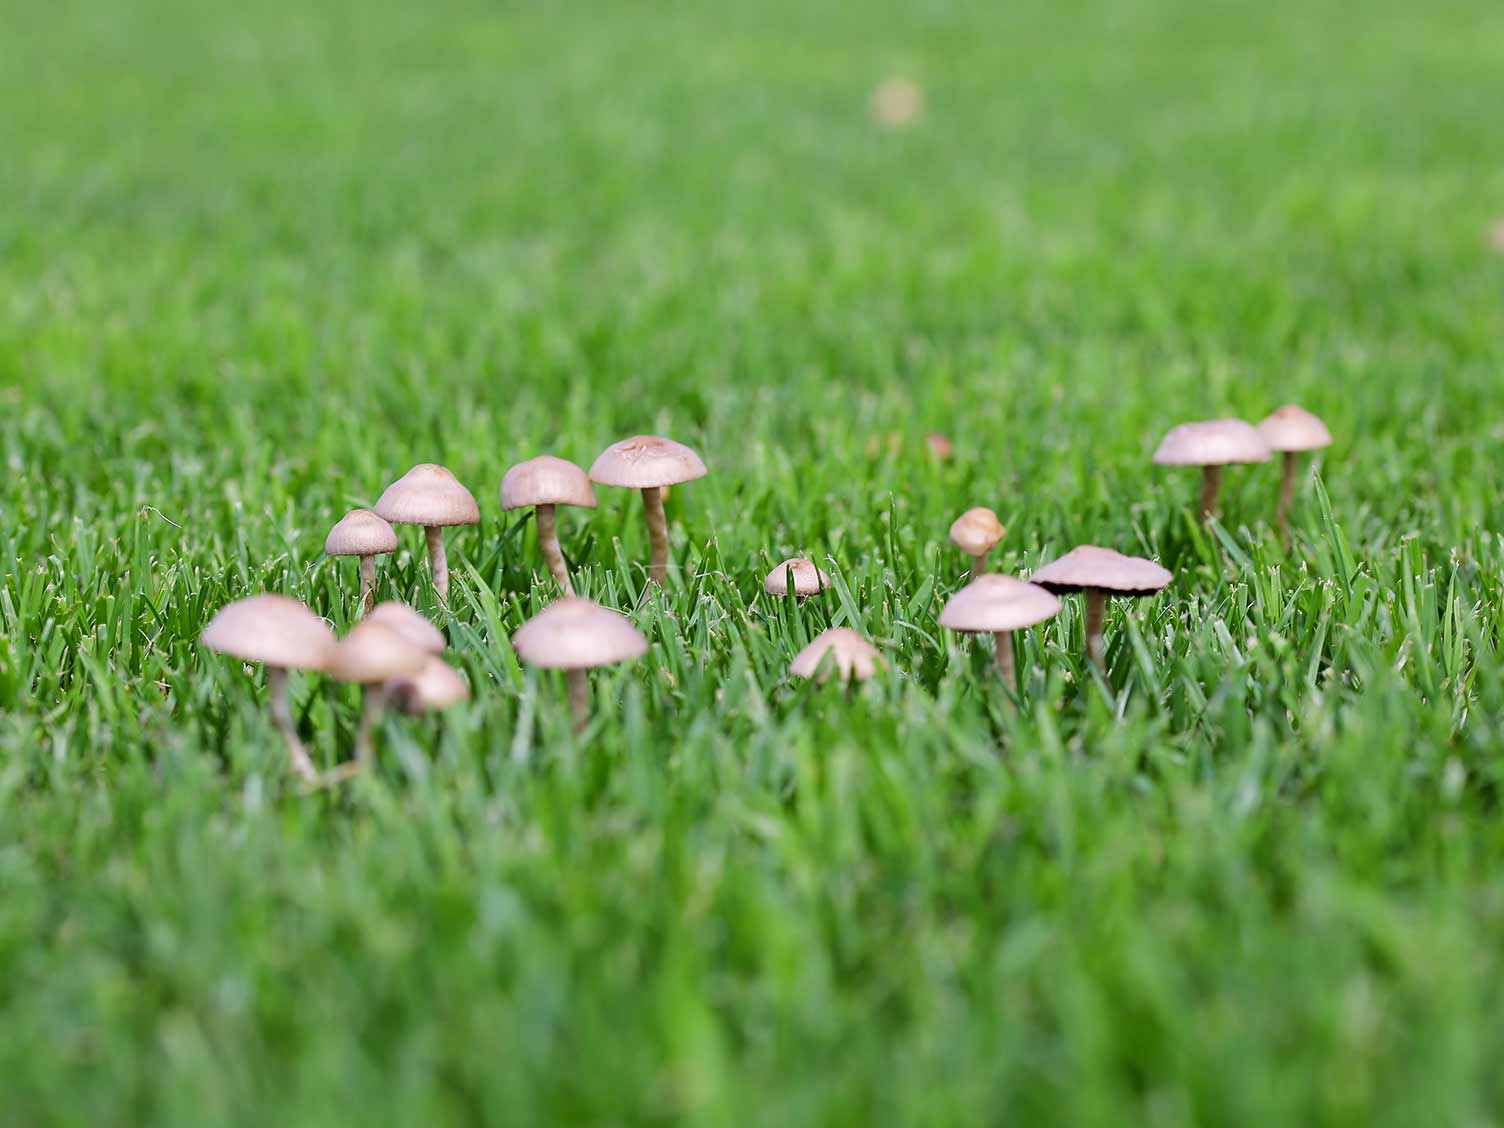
[1257,405,1332,545]
[500,456,598,595]
[326,620,429,773]
[924,432,954,460]
[373,464,480,602]
[1152,420,1271,520]
[324,509,398,615]
[1029,546,1172,668]
[938,574,1061,690]
[588,436,707,586]
[763,557,831,598]
[512,597,648,733]
[387,657,470,715]
[366,601,446,655]
[948,507,1006,578]
[200,594,337,782]
[789,628,886,684]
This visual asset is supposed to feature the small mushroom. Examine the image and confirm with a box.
[1257,405,1332,545]
[374,464,480,602]
[924,432,954,460]
[763,557,831,598]
[588,436,707,586]
[512,597,648,733]
[201,594,337,782]
[948,507,1006,579]
[1152,420,1271,520]
[387,657,469,715]
[789,628,886,684]
[1030,546,1172,668]
[326,620,429,774]
[366,601,446,655]
[500,456,598,594]
[325,509,398,615]
[938,574,1061,690]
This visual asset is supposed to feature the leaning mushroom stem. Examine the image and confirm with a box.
[358,555,377,615]
[566,669,589,733]
[424,525,449,601]
[993,630,1016,688]
[1277,451,1297,545]
[536,504,573,594]
[1198,465,1223,520]
[642,487,669,585]
[354,686,385,770]
[1084,589,1107,668]
[266,667,318,782]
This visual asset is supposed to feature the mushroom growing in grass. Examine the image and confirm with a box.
[1030,546,1172,669]
[326,620,428,775]
[325,509,397,615]
[949,507,1006,578]
[388,657,469,715]
[1152,420,1271,520]
[374,464,480,602]
[500,456,597,595]
[512,597,648,733]
[201,594,337,782]
[790,628,886,684]
[763,557,831,598]
[366,601,446,655]
[1258,405,1332,545]
[589,436,707,586]
[939,575,1061,691]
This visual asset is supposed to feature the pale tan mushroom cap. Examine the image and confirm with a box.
[1152,419,1271,466]
[763,557,831,597]
[512,597,648,670]
[374,464,481,527]
[367,601,446,655]
[327,621,430,684]
[588,436,707,489]
[948,507,1006,555]
[1030,546,1173,596]
[325,508,398,557]
[388,657,469,714]
[500,456,598,511]
[789,628,886,683]
[1258,405,1332,453]
[939,575,1062,633]
[201,594,337,670]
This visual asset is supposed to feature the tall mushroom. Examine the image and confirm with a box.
[1152,420,1271,520]
[326,620,429,774]
[388,657,470,715]
[789,628,886,684]
[948,507,1006,578]
[512,597,648,733]
[1258,405,1332,545]
[500,456,597,594]
[938,574,1061,690]
[374,464,480,602]
[763,557,831,598]
[201,594,337,782]
[588,436,707,586]
[1030,546,1172,669]
[325,509,397,615]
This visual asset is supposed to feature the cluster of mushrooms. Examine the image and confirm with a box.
[200,406,1331,784]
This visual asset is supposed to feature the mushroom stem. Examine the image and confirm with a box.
[1277,451,1297,546]
[267,667,319,782]
[642,487,669,585]
[970,552,988,580]
[1198,465,1223,520]
[536,504,572,594]
[354,685,385,771]
[425,525,449,602]
[1085,589,1107,668]
[566,668,589,733]
[358,555,377,615]
[993,630,1016,690]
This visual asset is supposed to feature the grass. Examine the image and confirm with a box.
[4,0,1504,1121]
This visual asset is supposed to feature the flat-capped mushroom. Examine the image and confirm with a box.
[387,657,469,715]
[949,507,1006,578]
[1258,405,1332,545]
[763,557,831,598]
[201,594,337,782]
[500,456,597,595]
[1152,419,1271,520]
[374,464,480,602]
[789,627,886,684]
[326,620,429,773]
[512,597,648,733]
[1030,546,1172,668]
[325,509,397,615]
[588,436,706,586]
[938,574,1061,690]
[366,601,446,655]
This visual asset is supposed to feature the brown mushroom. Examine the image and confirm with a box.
[325,509,398,615]
[1152,420,1271,520]
[374,464,480,602]
[512,597,648,732]
[789,628,886,684]
[763,557,831,598]
[326,620,428,773]
[387,657,469,715]
[948,507,1006,579]
[1257,405,1332,545]
[938,574,1061,690]
[588,436,706,585]
[1030,546,1172,668]
[500,456,597,594]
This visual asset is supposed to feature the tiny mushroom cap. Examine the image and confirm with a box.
[1258,405,1332,452]
[1030,546,1172,595]
[201,594,337,670]
[388,657,469,714]
[589,436,707,489]
[366,601,446,655]
[763,557,831,597]
[500,456,598,511]
[939,575,1062,633]
[375,464,481,527]
[949,507,1006,556]
[1152,419,1271,466]
[512,597,648,670]
[325,509,398,557]
[327,620,429,684]
[790,628,886,683]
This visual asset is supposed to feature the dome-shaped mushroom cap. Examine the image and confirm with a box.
[500,456,598,510]
[374,464,481,527]
[327,621,430,684]
[325,509,398,557]
[512,597,648,670]
[1152,420,1271,466]
[1258,405,1332,453]
[789,628,886,683]
[588,436,707,489]
[948,507,1006,555]
[1030,546,1173,595]
[201,594,337,670]
[939,575,1062,633]
[367,601,446,655]
[388,657,469,715]
[763,557,831,597]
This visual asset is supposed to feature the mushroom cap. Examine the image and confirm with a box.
[1152,419,1272,466]
[512,597,648,670]
[500,456,598,511]
[201,594,337,670]
[939,575,1062,633]
[1030,546,1173,596]
[374,464,481,527]
[366,601,446,655]
[763,557,831,597]
[789,628,886,683]
[324,508,398,557]
[327,620,430,684]
[388,657,469,714]
[1258,405,1332,453]
[949,507,1006,556]
[588,436,707,489]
